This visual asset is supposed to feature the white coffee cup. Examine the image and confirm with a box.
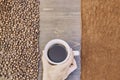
[43,39,79,65]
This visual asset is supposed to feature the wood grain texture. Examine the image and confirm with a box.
[81,0,120,80]
[39,0,81,80]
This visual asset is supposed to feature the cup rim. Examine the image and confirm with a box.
[44,39,71,65]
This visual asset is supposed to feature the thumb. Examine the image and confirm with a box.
[64,59,77,79]
[68,59,77,75]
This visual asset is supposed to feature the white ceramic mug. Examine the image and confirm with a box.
[43,39,79,65]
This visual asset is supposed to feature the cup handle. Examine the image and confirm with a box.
[73,51,79,56]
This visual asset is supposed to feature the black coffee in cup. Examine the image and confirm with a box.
[47,44,67,63]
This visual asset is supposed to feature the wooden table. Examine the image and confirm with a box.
[39,0,81,80]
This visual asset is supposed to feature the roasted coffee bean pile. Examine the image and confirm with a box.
[0,0,40,80]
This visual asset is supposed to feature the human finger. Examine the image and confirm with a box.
[64,59,77,80]
[42,50,49,66]
[68,59,77,75]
